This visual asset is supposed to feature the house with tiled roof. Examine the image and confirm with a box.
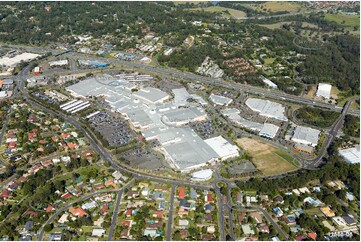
[69,207,87,218]
[45,205,55,213]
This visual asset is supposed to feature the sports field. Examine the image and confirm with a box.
[235,138,298,176]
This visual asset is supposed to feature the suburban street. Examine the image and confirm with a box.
[166,185,176,241]
[38,180,134,241]
[0,43,356,241]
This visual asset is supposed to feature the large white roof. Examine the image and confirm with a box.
[292,126,320,146]
[204,136,239,160]
[339,146,360,164]
[191,169,213,180]
[316,83,332,99]
[246,98,287,121]
[0,53,40,67]
[259,123,279,138]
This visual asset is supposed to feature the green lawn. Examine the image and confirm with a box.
[186,6,247,18]
[274,150,300,167]
[264,57,275,65]
[325,13,360,28]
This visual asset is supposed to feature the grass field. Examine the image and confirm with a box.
[263,57,275,65]
[259,21,292,30]
[305,207,323,216]
[325,13,360,28]
[257,1,306,12]
[235,138,298,176]
[186,6,247,18]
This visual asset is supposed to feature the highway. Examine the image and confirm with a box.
[303,97,357,168]
[7,46,359,241]
[166,185,176,241]
[4,44,359,116]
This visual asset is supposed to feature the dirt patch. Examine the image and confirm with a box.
[235,138,297,176]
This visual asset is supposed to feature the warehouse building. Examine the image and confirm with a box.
[66,74,233,172]
[259,123,279,139]
[191,169,213,181]
[204,136,240,161]
[291,126,320,147]
[209,93,233,106]
[262,77,278,89]
[316,83,332,99]
[221,108,263,132]
[338,146,360,164]
[49,59,69,67]
[133,87,170,104]
[245,98,288,121]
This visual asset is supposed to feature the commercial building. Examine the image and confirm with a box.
[0,52,40,67]
[34,66,40,75]
[338,146,360,164]
[291,126,320,147]
[191,169,213,181]
[209,93,233,106]
[49,59,69,67]
[133,87,170,104]
[245,98,288,121]
[316,83,332,99]
[262,77,278,89]
[221,108,280,139]
[78,60,108,67]
[221,108,263,132]
[204,136,239,161]
[259,123,279,139]
[67,74,233,172]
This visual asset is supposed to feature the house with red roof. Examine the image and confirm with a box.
[69,207,87,218]
[179,187,186,199]
[52,136,59,142]
[45,205,55,213]
[101,204,109,215]
[308,232,317,241]
[105,180,116,189]
[152,210,163,219]
[61,192,72,200]
[61,133,70,139]
[8,141,17,149]
[205,193,213,203]
[0,190,12,199]
[125,209,132,217]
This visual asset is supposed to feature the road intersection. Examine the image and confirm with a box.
[0,45,357,240]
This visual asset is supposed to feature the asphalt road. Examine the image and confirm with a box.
[0,109,11,167]
[107,187,129,241]
[5,44,359,117]
[9,47,359,241]
[303,97,357,169]
[166,185,176,241]
[258,207,289,240]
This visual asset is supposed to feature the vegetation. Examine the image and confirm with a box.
[236,138,360,200]
[343,114,360,137]
[294,107,339,128]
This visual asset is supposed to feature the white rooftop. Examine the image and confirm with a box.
[292,126,320,147]
[191,169,213,181]
[259,123,279,138]
[204,136,240,161]
[316,83,332,99]
[0,53,40,67]
[209,93,233,106]
[246,98,287,121]
[339,146,360,164]
[133,87,170,104]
